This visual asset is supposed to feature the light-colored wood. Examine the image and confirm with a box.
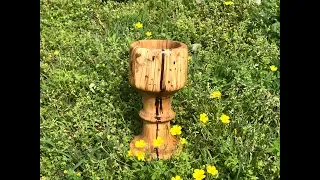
[129,40,188,93]
[129,121,178,160]
[129,40,188,160]
[138,92,175,122]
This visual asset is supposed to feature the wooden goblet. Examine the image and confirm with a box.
[129,40,188,160]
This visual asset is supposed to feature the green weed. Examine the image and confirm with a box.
[40,0,279,179]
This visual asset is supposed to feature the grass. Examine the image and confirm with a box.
[40,0,280,179]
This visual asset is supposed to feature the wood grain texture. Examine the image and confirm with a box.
[129,40,188,93]
[129,121,179,160]
[128,40,188,160]
[138,92,175,122]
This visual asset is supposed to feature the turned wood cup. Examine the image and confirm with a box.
[129,40,188,160]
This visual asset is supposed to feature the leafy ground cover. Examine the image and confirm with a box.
[40,0,280,179]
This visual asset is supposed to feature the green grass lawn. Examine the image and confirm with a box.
[40,0,280,179]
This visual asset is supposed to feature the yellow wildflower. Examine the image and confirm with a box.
[270,65,278,71]
[210,91,222,99]
[220,114,230,124]
[153,136,164,147]
[146,31,152,36]
[180,138,187,145]
[188,56,192,61]
[134,22,143,29]
[63,170,68,174]
[233,128,237,135]
[54,50,60,56]
[136,151,145,161]
[135,140,146,148]
[207,165,219,175]
[192,169,205,180]
[128,150,132,156]
[224,1,234,5]
[170,125,182,135]
[200,113,209,123]
[76,172,81,177]
[172,175,182,180]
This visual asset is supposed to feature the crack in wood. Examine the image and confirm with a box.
[154,49,166,160]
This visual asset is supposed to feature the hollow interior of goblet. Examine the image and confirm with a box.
[130,40,187,50]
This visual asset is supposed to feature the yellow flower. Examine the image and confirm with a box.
[270,65,278,71]
[233,128,237,135]
[200,113,209,123]
[54,50,60,56]
[220,114,230,124]
[136,151,145,161]
[207,165,219,175]
[135,140,146,148]
[134,22,143,29]
[188,56,192,61]
[180,138,187,145]
[76,172,81,177]
[172,175,182,180]
[170,125,182,135]
[224,1,234,5]
[146,31,152,36]
[63,170,68,174]
[210,91,222,99]
[128,150,133,156]
[192,169,205,180]
[153,136,164,147]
